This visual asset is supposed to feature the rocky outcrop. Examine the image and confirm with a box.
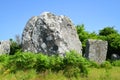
[0,40,10,54]
[85,39,108,63]
[22,12,82,56]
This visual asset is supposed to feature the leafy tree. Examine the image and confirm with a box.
[9,39,21,55]
[76,24,98,55]
[88,32,98,39]
[106,34,120,59]
[76,24,89,54]
[99,27,118,36]
[76,24,89,43]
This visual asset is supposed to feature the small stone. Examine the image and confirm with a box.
[0,40,10,55]
[111,54,120,60]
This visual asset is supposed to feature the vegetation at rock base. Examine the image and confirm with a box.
[0,51,88,78]
[0,51,120,80]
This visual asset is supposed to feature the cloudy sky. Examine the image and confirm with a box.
[0,0,120,40]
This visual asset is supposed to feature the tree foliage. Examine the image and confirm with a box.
[99,27,118,36]
[9,39,21,55]
[76,24,98,55]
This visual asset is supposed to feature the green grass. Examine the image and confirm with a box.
[87,67,120,80]
[0,67,120,80]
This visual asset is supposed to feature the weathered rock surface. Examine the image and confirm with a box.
[85,39,108,63]
[22,12,82,56]
[0,40,10,54]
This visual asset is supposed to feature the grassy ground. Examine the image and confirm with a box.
[0,67,120,80]
[86,67,120,80]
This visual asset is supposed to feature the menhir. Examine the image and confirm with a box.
[22,12,82,56]
[0,40,10,55]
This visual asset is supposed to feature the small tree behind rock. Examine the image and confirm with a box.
[9,34,22,55]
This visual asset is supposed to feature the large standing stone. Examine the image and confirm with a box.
[22,12,82,56]
[85,39,108,63]
[0,40,10,55]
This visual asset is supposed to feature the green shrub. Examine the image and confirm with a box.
[112,60,120,67]
[101,61,112,69]
[35,53,50,72]
[63,50,89,77]
[0,55,10,71]
[49,55,64,72]
[6,52,36,72]
[1,50,90,78]
[9,39,21,55]
[63,66,80,78]
[0,54,9,63]
[88,61,100,68]
[63,50,87,66]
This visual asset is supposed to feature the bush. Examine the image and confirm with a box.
[0,54,10,71]
[63,50,89,77]
[1,50,89,78]
[63,50,87,66]
[35,53,50,72]
[49,55,64,72]
[0,54,9,63]
[88,61,100,68]
[6,52,36,72]
[63,66,80,78]
[112,60,120,67]
[9,39,21,55]
[0,55,10,74]
[101,61,112,69]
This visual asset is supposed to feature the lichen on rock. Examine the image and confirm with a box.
[22,12,82,56]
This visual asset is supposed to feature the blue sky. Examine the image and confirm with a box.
[0,0,120,40]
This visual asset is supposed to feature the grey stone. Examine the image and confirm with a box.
[22,12,82,56]
[111,54,120,60]
[0,40,10,55]
[85,39,108,64]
